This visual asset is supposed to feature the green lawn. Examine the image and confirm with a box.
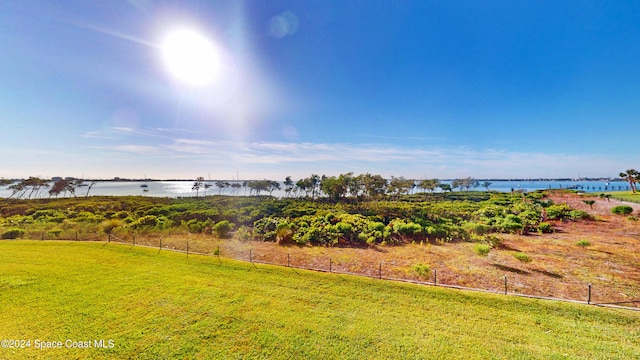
[0,241,638,359]
[607,191,640,204]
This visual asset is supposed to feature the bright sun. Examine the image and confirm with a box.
[161,28,220,86]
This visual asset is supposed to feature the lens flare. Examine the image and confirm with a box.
[161,28,220,86]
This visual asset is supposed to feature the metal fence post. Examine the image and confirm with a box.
[504,275,508,295]
[588,283,592,304]
[379,262,382,279]
[329,258,332,273]
[186,239,189,258]
[287,253,290,267]
[434,269,437,286]
[250,249,252,263]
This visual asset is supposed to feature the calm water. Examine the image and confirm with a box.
[0,180,631,199]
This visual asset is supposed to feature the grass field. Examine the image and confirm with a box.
[0,241,639,359]
[607,191,640,204]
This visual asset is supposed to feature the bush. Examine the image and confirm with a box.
[546,204,572,220]
[213,220,234,238]
[576,239,590,248]
[101,219,121,234]
[234,225,254,241]
[570,210,591,220]
[513,252,532,263]
[537,222,553,233]
[1,228,26,239]
[412,263,431,279]
[276,222,294,245]
[129,215,171,230]
[498,214,523,234]
[462,222,490,236]
[474,243,491,256]
[611,206,633,215]
[47,228,63,238]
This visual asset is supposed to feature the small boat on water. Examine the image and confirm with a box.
[140,184,148,188]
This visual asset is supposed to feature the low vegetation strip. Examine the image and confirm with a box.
[0,241,639,359]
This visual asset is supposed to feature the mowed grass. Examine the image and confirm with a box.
[607,191,640,204]
[0,242,638,359]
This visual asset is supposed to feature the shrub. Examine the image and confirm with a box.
[513,252,532,263]
[129,215,171,230]
[234,225,254,241]
[628,216,638,221]
[213,220,234,238]
[498,214,523,233]
[474,243,491,256]
[47,228,63,238]
[185,219,211,234]
[253,217,279,241]
[611,206,633,215]
[101,219,121,234]
[276,222,294,245]
[1,228,26,239]
[546,204,572,220]
[462,222,490,236]
[570,210,592,221]
[537,222,553,233]
[576,239,590,248]
[412,263,431,279]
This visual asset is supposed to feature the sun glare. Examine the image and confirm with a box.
[161,28,220,86]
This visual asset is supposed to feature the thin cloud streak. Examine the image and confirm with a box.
[86,133,626,179]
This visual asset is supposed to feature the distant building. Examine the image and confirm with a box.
[51,177,62,181]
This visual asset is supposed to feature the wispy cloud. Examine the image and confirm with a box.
[83,129,627,179]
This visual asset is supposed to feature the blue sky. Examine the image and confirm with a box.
[1,0,639,180]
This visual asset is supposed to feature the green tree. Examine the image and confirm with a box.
[582,200,595,209]
[460,177,479,191]
[359,173,387,198]
[439,183,452,192]
[418,179,440,197]
[192,176,204,196]
[619,169,638,193]
[284,176,294,197]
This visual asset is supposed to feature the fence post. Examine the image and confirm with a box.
[588,283,592,304]
[250,249,252,263]
[75,231,78,241]
[108,233,111,243]
[133,235,135,246]
[434,269,437,286]
[504,275,507,295]
[379,262,382,279]
[41,232,44,241]
[329,258,332,273]
[159,238,162,250]
[287,253,290,267]
[186,239,189,258]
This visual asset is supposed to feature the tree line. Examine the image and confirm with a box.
[3,168,638,200]
[191,173,488,200]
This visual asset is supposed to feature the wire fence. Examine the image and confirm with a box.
[12,230,640,311]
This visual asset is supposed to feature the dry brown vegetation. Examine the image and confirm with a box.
[121,192,640,308]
